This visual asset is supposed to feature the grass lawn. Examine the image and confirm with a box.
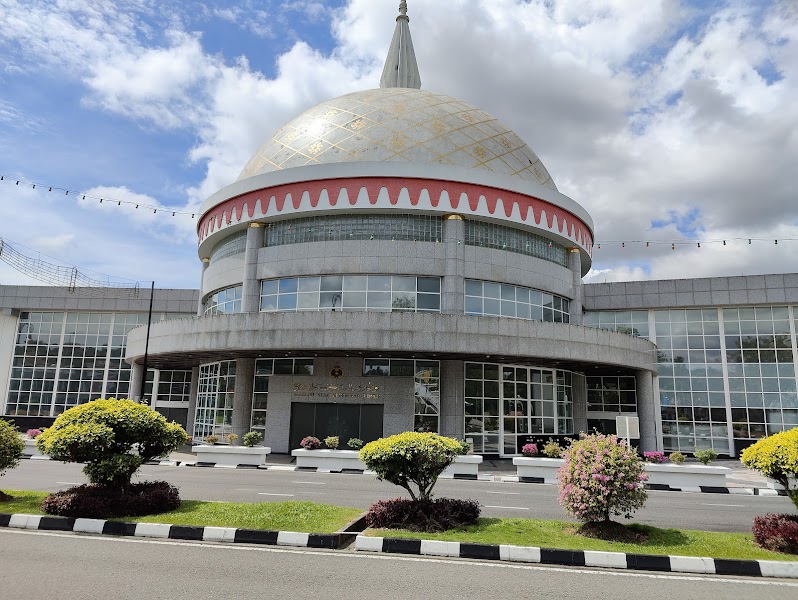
[369,517,798,562]
[0,490,361,534]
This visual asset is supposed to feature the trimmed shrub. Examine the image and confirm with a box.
[752,513,798,554]
[36,398,187,491]
[242,431,263,448]
[668,452,686,465]
[365,497,480,532]
[521,443,538,457]
[347,438,364,450]
[41,481,180,519]
[324,436,340,450]
[225,434,239,445]
[205,435,220,445]
[542,439,563,458]
[643,451,667,464]
[300,436,321,450]
[557,432,648,524]
[0,420,24,500]
[741,428,798,510]
[693,448,718,465]
[360,432,466,500]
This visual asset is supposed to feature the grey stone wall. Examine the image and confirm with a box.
[584,273,798,310]
[0,286,199,314]
[264,357,414,453]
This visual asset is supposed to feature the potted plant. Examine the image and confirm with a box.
[347,438,364,450]
[644,447,729,487]
[324,436,340,450]
[22,428,46,458]
[643,451,667,463]
[293,435,366,471]
[193,431,271,466]
[521,443,538,457]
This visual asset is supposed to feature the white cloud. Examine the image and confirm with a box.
[1,0,797,286]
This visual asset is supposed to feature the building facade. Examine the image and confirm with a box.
[1,4,795,458]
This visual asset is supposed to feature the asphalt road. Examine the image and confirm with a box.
[2,460,794,533]
[1,528,796,599]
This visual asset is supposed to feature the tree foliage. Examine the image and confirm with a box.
[557,432,648,523]
[0,419,24,479]
[741,427,798,510]
[359,432,466,500]
[36,399,187,490]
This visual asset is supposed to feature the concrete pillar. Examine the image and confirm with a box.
[439,360,464,439]
[129,363,145,402]
[443,215,465,315]
[571,372,588,434]
[242,223,265,313]
[568,248,584,325]
[197,258,210,316]
[636,369,659,452]
[232,358,255,439]
[186,367,200,438]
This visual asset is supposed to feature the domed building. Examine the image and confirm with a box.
[125,1,659,455]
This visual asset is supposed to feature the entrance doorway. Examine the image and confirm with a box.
[289,403,383,450]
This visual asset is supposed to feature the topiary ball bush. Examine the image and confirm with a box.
[752,513,798,554]
[41,481,180,519]
[365,497,480,532]
[0,419,25,501]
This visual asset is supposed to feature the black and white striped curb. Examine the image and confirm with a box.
[0,512,353,549]
[500,476,788,497]
[355,535,798,578]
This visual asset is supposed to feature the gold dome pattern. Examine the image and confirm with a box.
[238,88,557,191]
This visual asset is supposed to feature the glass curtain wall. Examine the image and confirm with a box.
[465,280,570,323]
[363,359,440,432]
[464,362,573,455]
[250,358,314,439]
[193,361,236,440]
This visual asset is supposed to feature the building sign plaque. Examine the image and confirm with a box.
[293,382,380,400]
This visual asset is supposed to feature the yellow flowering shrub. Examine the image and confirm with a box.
[741,427,798,510]
[360,432,466,500]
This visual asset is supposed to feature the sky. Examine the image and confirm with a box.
[0,0,796,289]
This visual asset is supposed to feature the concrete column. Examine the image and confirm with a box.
[636,369,658,452]
[128,363,145,402]
[443,215,465,315]
[439,360,464,439]
[242,223,265,313]
[232,358,255,439]
[568,248,584,325]
[186,367,200,438]
[197,258,210,316]
[571,372,588,434]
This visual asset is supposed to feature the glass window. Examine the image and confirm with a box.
[205,286,243,315]
[265,214,442,246]
[465,280,569,323]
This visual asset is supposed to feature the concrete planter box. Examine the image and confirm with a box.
[22,438,45,458]
[441,455,483,477]
[292,448,367,471]
[643,463,731,488]
[193,445,271,466]
[513,457,564,483]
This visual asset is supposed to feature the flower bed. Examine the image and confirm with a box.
[193,445,271,466]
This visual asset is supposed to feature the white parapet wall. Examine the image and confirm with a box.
[644,463,731,488]
[441,455,483,477]
[291,448,367,471]
[512,457,564,483]
[193,445,271,466]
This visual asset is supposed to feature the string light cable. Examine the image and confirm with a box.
[0,174,195,218]
[591,236,796,250]
[0,236,145,297]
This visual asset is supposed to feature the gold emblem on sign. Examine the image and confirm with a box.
[330,365,344,379]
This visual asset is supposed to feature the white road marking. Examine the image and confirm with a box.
[485,491,521,495]
[257,493,294,497]
[291,481,325,485]
[702,503,744,507]
[484,505,529,510]
[3,529,796,587]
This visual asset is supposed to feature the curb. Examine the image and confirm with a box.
[355,535,798,579]
[499,476,789,497]
[0,512,354,549]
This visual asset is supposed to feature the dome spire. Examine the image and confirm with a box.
[380,1,421,89]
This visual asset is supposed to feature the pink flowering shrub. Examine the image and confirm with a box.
[521,443,538,457]
[557,432,648,523]
[26,429,42,439]
[300,436,321,450]
[643,451,667,464]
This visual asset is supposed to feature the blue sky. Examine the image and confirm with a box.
[1,0,796,289]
